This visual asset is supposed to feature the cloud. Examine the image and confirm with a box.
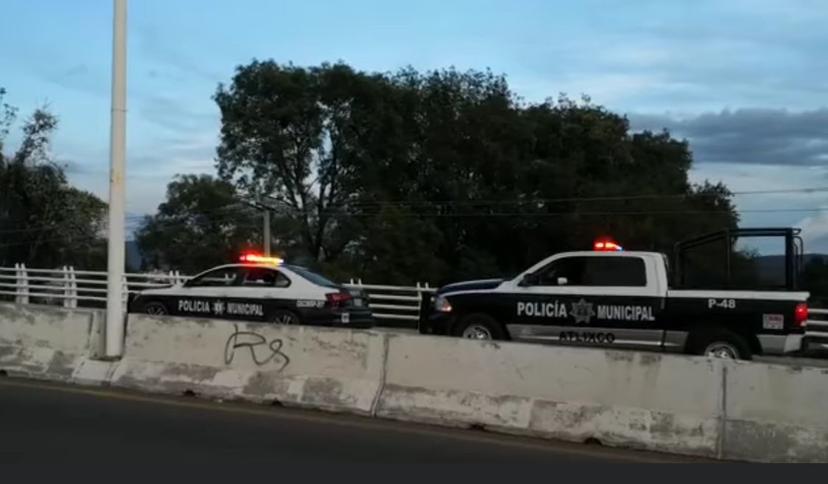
[797,212,828,253]
[631,108,828,166]
[139,95,218,133]
[36,63,108,98]
[135,23,224,83]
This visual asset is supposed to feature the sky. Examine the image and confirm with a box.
[1,0,827,252]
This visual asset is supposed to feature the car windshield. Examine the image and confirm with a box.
[286,265,339,288]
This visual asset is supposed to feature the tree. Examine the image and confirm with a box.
[0,92,107,268]
[136,174,261,273]
[215,62,376,264]
[211,62,739,284]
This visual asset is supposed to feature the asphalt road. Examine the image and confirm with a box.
[0,378,705,470]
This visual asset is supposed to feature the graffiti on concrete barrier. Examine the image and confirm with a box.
[224,324,290,371]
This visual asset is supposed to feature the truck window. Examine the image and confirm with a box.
[537,256,647,287]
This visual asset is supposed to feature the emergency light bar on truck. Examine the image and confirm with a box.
[594,238,623,252]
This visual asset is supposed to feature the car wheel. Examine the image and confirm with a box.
[691,329,752,360]
[143,301,169,316]
[269,310,301,326]
[454,313,506,341]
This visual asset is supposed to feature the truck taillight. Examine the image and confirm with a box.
[326,292,352,308]
[795,303,808,327]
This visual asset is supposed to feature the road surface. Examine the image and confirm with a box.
[0,377,706,469]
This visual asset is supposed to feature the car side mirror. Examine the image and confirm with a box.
[557,277,569,286]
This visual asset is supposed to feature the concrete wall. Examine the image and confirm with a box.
[723,362,828,462]
[0,303,106,382]
[376,335,724,458]
[111,315,387,414]
[2,304,828,462]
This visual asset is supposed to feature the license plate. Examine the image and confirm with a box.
[341,313,350,324]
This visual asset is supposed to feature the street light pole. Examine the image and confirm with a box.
[105,0,128,358]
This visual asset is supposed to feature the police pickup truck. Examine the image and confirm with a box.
[420,229,810,360]
[128,255,374,328]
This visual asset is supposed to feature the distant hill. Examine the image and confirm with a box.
[754,254,828,282]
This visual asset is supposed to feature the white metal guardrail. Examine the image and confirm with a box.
[806,308,828,350]
[4,264,827,330]
[0,265,434,327]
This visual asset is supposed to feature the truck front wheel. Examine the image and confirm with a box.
[454,314,507,341]
[689,329,752,360]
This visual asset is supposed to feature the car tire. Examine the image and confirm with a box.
[454,313,507,341]
[143,301,169,316]
[269,310,301,326]
[690,329,752,360]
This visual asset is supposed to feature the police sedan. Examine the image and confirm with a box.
[128,255,374,328]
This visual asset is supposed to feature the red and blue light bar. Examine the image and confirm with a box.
[239,253,284,265]
[594,238,623,252]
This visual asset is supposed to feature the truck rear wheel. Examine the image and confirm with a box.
[690,329,752,360]
[454,314,506,341]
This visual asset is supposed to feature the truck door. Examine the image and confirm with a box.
[508,254,666,351]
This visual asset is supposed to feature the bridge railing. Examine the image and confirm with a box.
[0,264,434,328]
[806,309,828,350]
[343,279,435,328]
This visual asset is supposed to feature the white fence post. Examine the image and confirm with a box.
[63,266,79,309]
[121,274,129,311]
[416,282,423,321]
[15,263,29,305]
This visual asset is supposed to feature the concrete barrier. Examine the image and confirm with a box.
[0,303,107,383]
[3,305,828,462]
[111,314,387,414]
[375,335,725,458]
[723,362,828,462]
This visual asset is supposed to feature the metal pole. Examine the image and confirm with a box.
[105,0,127,358]
[263,209,271,256]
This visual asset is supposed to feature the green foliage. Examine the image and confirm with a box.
[111,64,734,280]
[207,61,741,284]
[135,174,261,273]
[0,99,107,269]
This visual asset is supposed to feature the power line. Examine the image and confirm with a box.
[4,207,828,250]
[3,185,827,237]
[340,186,828,208]
[0,204,260,236]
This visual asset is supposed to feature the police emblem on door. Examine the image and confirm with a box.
[570,299,595,324]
